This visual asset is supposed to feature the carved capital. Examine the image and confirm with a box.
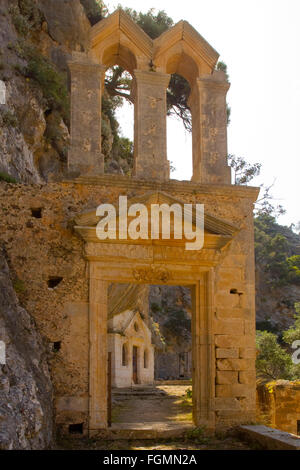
[134,70,171,88]
[132,265,171,282]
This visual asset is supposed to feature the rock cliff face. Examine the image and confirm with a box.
[0,0,116,183]
[0,250,53,449]
[0,0,91,449]
[149,286,192,380]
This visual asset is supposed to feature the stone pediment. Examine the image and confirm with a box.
[90,10,218,73]
[153,20,219,72]
[73,191,238,251]
[90,9,153,62]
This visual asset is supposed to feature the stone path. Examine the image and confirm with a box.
[112,384,193,424]
[56,384,251,449]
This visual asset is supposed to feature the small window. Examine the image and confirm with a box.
[144,349,148,368]
[31,208,42,218]
[134,322,139,332]
[68,423,83,434]
[122,343,128,366]
[53,341,61,352]
[48,277,63,289]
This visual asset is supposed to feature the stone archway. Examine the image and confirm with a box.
[74,190,237,433]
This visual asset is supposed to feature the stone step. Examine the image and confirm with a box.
[237,425,300,450]
[112,391,165,397]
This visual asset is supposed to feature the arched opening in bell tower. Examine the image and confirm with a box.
[100,43,137,176]
[103,66,134,176]
[166,73,192,181]
[164,52,199,182]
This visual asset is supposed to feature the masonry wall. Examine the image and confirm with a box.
[0,177,257,433]
[257,380,300,435]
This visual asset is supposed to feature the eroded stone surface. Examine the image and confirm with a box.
[0,251,53,449]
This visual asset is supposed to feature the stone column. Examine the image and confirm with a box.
[68,52,106,176]
[189,70,231,184]
[88,266,108,432]
[192,272,215,430]
[133,70,170,181]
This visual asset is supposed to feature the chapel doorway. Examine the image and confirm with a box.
[107,282,193,429]
[132,346,138,384]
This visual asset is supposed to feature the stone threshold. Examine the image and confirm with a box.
[237,425,300,450]
[89,422,195,440]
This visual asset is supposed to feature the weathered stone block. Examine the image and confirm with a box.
[215,335,254,348]
[239,347,256,359]
[213,319,244,335]
[214,397,241,410]
[239,371,256,384]
[215,348,239,358]
[244,320,255,335]
[216,307,245,319]
[216,371,238,384]
[217,358,255,371]
[216,384,251,398]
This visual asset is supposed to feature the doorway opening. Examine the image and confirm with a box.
[107,282,193,429]
[132,345,139,384]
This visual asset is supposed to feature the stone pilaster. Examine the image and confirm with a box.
[89,271,108,431]
[189,70,231,184]
[68,53,106,176]
[133,70,171,181]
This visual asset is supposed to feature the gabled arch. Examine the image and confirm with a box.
[101,43,137,74]
[153,20,219,83]
[89,9,152,72]
[165,51,199,87]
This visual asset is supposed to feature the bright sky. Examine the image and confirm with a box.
[107,0,300,227]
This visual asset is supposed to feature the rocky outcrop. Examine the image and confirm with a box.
[0,1,122,183]
[149,286,192,380]
[38,0,91,52]
[0,0,91,183]
[0,250,53,449]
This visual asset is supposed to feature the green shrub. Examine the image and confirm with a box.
[9,5,29,36]
[185,427,209,444]
[1,109,18,128]
[25,49,70,122]
[13,279,26,294]
[80,0,107,25]
[256,330,294,380]
[9,1,43,36]
[0,172,17,183]
[287,255,300,284]
[7,41,69,122]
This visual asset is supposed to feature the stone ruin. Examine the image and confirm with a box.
[0,10,259,436]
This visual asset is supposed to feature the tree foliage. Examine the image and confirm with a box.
[119,6,174,38]
[283,303,300,345]
[228,154,286,217]
[228,154,261,184]
[256,330,294,380]
[255,214,300,287]
[80,0,107,25]
[256,306,300,381]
